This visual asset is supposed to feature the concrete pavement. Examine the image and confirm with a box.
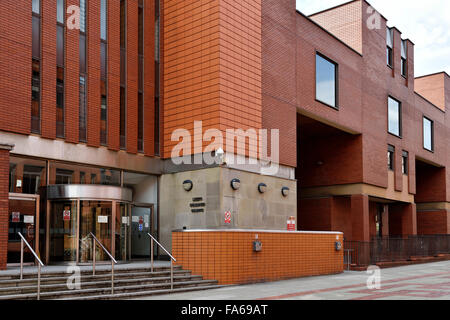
[135,261,450,300]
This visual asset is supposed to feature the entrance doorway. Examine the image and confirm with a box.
[131,205,154,259]
[7,194,40,265]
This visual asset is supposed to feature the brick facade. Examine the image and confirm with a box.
[0,146,12,270]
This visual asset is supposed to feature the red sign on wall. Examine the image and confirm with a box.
[287,216,296,231]
[224,211,232,224]
[11,212,20,223]
[63,210,71,221]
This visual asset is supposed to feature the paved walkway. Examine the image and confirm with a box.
[137,261,450,300]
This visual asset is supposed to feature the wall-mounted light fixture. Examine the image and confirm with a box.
[230,178,241,191]
[183,180,193,192]
[258,183,267,194]
[281,187,290,197]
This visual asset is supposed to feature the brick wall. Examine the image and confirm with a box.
[417,210,450,235]
[172,230,343,285]
[415,73,446,111]
[0,148,10,270]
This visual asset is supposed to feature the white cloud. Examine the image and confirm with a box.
[297,0,450,76]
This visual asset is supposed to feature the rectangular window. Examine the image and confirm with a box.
[402,151,409,175]
[401,40,407,77]
[79,0,87,142]
[315,53,338,109]
[388,145,395,171]
[56,1,65,138]
[120,0,126,149]
[423,117,434,152]
[31,2,41,134]
[100,0,108,145]
[387,28,393,67]
[388,97,402,137]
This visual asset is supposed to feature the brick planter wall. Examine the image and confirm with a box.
[172,230,344,285]
[0,146,11,270]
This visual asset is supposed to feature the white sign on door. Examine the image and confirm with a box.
[98,216,108,224]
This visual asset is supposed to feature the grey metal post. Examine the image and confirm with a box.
[20,239,24,280]
[93,238,96,276]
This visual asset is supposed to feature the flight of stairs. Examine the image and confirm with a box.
[0,265,221,300]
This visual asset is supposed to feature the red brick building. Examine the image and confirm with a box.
[0,0,448,272]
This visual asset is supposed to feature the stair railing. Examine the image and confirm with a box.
[89,232,118,294]
[18,232,44,300]
[147,233,176,290]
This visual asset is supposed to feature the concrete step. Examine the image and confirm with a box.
[0,270,192,288]
[0,279,219,300]
[62,285,227,300]
[0,266,182,281]
[0,275,204,295]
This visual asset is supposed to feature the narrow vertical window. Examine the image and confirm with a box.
[388,97,402,137]
[120,0,126,149]
[31,0,41,134]
[423,117,434,152]
[79,0,87,142]
[100,0,108,145]
[388,145,395,171]
[138,0,144,152]
[315,53,338,109]
[402,151,409,175]
[154,0,161,155]
[387,28,393,68]
[401,40,407,77]
[56,0,65,138]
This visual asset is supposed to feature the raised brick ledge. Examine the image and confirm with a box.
[0,144,14,151]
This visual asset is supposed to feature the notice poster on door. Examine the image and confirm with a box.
[24,216,34,224]
[63,210,71,221]
[98,216,108,224]
[11,212,20,223]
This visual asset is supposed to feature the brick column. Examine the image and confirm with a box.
[401,203,417,237]
[351,194,370,242]
[0,144,13,270]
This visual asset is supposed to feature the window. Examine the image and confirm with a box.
[31,1,41,134]
[138,0,144,152]
[401,40,407,77]
[388,97,402,137]
[387,28,393,67]
[423,117,434,152]
[120,0,126,149]
[315,53,338,108]
[56,0,65,138]
[402,151,409,175]
[388,145,395,171]
[100,0,108,145]
[79,0,87,142]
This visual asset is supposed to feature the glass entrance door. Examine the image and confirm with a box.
[115,202,130,261]
[8,196,39,264]
[49,201,78,262]
[131,206,153,259]
[79,201,112,263]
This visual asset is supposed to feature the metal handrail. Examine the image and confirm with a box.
[18,232,44,300]
[88,232,118,294]
[147,233,176,290]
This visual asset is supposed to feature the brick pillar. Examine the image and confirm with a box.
[382,205,390,237]
[0,144,13,270]
[401,203,417,237]
[351,194,370,242]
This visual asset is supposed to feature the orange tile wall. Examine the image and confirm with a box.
[172,230,344,285]
[162,0,262,159]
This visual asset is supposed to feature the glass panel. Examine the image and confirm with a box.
[80,0,86,33]
[8,199,37,263]
[386,28,393,48]
[50,200,78,262]
[32,0,40,14]
[131,207,152,259]
[388,97,401,136]
[100,42,107,80]
[9,156,46,194]
[57,0,65,24]
[49,161,121,186]
[100,0,107,41]
[32,16,40,59]
[316,54,336,108]
[115,203,130,261]
[79,201,112,262]
[79,76,87,141]
[57,25,64,66]
[79,34,86,73]
[401,40,407,59]
[424,118,433,151]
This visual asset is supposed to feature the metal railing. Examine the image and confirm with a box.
[147,233,177,290]
[344,235,450,267]
[18,232,44,300]
[89,232,118,294]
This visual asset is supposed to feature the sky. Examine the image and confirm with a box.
[296,0,450,77]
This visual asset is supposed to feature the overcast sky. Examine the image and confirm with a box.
[296,0,450,77]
